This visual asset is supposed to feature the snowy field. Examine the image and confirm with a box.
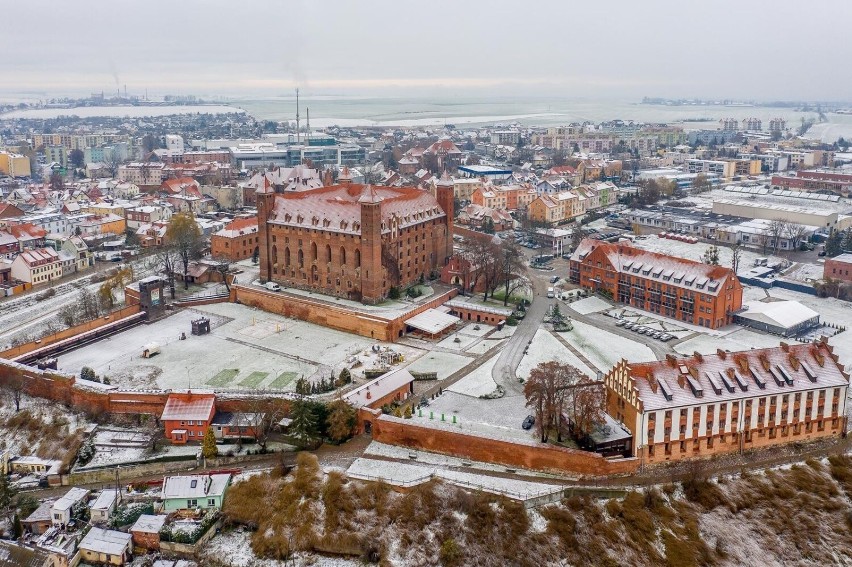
[364,442,570,480]
[403,351,472,381]
[202,529,361,567]
[560,319,656,372]
[446,354,500,397]
[347,457,563,499]
[568,296,612,315]
[410,391,535,444]
[57,303,424,391]
[517,328,595,379]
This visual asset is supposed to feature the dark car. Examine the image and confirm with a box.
[522,415,536,430]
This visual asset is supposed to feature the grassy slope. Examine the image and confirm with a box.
[212,453,852,567]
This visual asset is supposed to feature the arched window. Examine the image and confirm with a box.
[325,244,332,263]
[283,247,290,267]
[354,248,361,268]
[298,249,304,268]
[310,242,317,262]
[340,247,347,266]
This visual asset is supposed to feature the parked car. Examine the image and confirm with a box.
[624,322,635,329]
[522,415,536,430]
[264,282,282,292]
[550,275,560,284]
[615,319,627,327]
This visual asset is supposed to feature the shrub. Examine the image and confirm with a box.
[506,316,519,326]
[439,538,462,566]
[388,286,401,300]
[80,367,96,381]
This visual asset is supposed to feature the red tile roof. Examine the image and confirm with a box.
[269,184,446,235]
[161,394,215,422]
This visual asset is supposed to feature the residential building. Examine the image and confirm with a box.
[457,204,513,232]
[77,214,126,237]
[569,239,743,329]
[160,392,216,444]
[161,474,231,513]
[528,191,582,226]
[712,199,840,231]
[117,162,167,186]
[772,170,852,195]
[51,487,90,527]
[0,541,52,567]
[0,151,31,177]
[490,130,521,145]
[77,527,133,566]
[0,231,18,259]
[824,253,852,283]
[0,202,25,221]
[11,248,61,285]
[22,500,54,535]
[470,184,536,211]
[44,145,68,168]
[422,139,463,171]
[605,342,848,464]
[126,205,172,229]
[210,217,259,261]
[742,117,763,131]
[130,515,168,551]
[89,489,119,524]
[257,175,453,304]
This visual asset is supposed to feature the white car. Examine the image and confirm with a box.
[264,282,281,292]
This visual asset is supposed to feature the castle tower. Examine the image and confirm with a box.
[435,172,455,263]
[339,165,352,186]
[358,185,384,304]
[256,177,275,282]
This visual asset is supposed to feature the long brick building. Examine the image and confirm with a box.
[605,342,849,464]
[256,177,453,303]
[569,239,742,329]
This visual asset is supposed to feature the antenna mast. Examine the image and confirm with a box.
[295,88,300,145]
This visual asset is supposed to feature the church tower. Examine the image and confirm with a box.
[359,185,384,304]
[435,172,455,264]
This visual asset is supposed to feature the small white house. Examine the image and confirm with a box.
[51,487,90,527]
[89,489,120,524]
[77,527,133,565]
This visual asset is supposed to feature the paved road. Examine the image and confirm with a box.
[491,267,552,395]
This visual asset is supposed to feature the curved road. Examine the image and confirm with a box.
[491,258,677,394]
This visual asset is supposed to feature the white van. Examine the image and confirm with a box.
[546,287,555,298]
[265,282,282,292]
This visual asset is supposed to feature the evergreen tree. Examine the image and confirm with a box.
[702,245,720,265]
[0,475,17,527]
[201,427,218,459]
[338,368,351,387]
[289,400,318,441]
[12,513,22,539]
[825,229,844,257]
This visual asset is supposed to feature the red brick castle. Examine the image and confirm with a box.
[256,171,453,304]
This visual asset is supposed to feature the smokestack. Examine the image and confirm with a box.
[306,108,310,141]
[295,88,300,145]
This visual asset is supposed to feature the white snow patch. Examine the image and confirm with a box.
[517,328,595,379]
[568,295,612,315]
[446,353,500,397]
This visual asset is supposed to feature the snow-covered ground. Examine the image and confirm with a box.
[202,529,362,567]
[56,302,424,391]
[568,296,611,315]
[517,328,595,379]
[446,354,500,397]
[409,391,535,444]
[347,457,564,499]
[560,319,656,371]
[403,351,472,380]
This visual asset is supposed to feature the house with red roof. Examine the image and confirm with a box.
[0,203,24,221]
[10,247,61,285]
[161,392,216,444]
[422,140,463,172]
[210,217,259,261]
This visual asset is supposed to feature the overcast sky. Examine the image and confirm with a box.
[2,0,850,101]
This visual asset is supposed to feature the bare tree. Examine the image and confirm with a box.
[165,213,203,290]
[3,375,25,413]
[244,398,289,451]
[524,361,585,443]
[569,376,606,442]
[155,246,180,299]
[783,222,809,252]
[211,256,233,292]
[766,219,787,254]
[498,239,530,306]
[461,236,499,300]
[731,243,742,273]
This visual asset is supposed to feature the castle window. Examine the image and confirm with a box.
[311,242,317,262]
[340,247,347,265]
[298,249,304,268]
[355,249,361,268]
[283,247,290,267]
[325,244,332,263]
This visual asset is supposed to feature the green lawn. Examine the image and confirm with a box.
[240,371,269,388]
[269,371,299,389]
[207,368,240,387]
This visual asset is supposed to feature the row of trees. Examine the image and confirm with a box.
[523,361,605,445]
[459,237,530,305]
[154,212,205,298]
[824,228,851,257]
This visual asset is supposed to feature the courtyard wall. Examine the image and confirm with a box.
[372,415,639,477]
